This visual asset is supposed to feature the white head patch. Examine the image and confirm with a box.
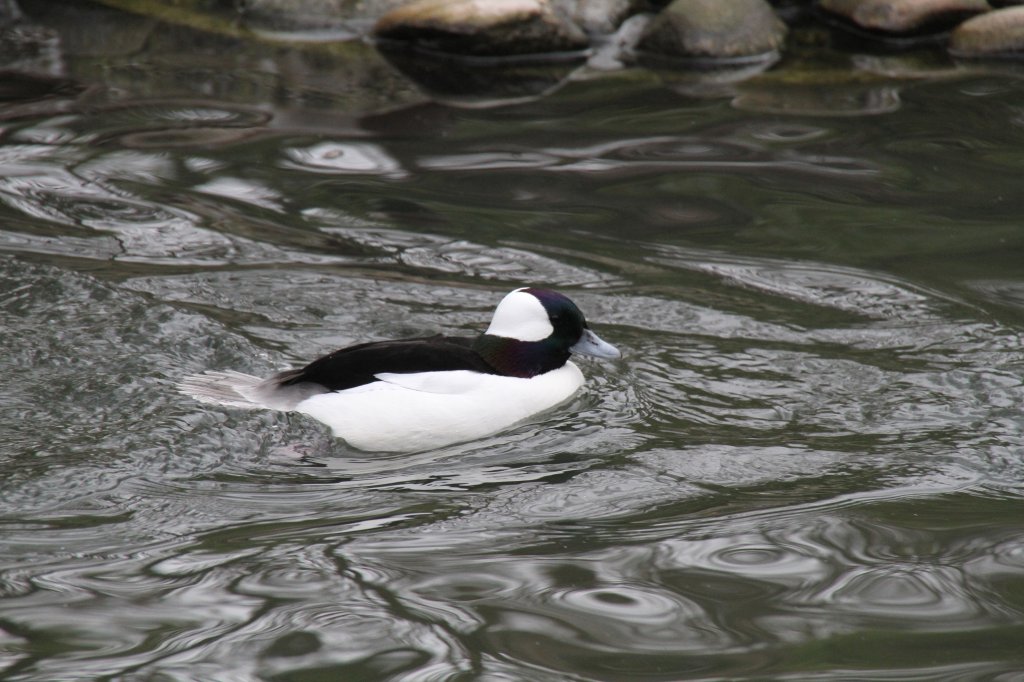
[484,288,554,341]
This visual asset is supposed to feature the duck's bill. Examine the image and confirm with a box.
[571,329,621,359]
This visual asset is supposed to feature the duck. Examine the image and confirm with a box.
[178,287,620,452]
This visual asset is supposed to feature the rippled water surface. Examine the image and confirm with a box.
[4,4,1024,680]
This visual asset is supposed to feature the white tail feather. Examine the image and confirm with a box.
[178,368,329,411]
[178,370,268,409]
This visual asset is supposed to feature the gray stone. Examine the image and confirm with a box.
[373,0,590,56]
[635,0,787,61]
[951,6,1024,55]
[819,0,991,34]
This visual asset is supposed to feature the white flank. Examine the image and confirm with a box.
[294,362,585,452]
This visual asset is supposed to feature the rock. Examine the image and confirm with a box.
[373,0,590,56]
[207,0,411,34]
[569,0,649,35]
[950,6,1024,55]
[635,0,787,62]
[819,0,991,34]
[16,0,155,57]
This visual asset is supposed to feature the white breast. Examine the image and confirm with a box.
[294,362,585,452]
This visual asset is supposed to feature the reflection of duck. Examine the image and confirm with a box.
[179,288,620,452]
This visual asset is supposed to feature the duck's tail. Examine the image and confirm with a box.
[177,369,326,411]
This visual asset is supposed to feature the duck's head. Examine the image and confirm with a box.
[474,287,620,377]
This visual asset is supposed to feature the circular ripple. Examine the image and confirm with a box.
[818,565,982,622]
[555,584,687,625]
[88,102,270,129]
[669,534,828,583]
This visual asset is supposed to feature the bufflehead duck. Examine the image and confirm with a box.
[179,287,620,452]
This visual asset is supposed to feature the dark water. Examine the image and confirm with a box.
[3,3,1024,680]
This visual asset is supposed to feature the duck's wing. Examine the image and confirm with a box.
[275,335,494,392]
[372,369,492,394]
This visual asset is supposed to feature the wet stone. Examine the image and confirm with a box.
[372,0,590,56]
[635,0,788,62]
[950,6,1024,55]
[819,0,992,35]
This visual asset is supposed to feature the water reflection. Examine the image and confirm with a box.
[733,83,903,116]
[4,231,1024,676]
[377,44,585,107]
[283,141,407,178]
[2,13,1024,680]
[419,134,880,178]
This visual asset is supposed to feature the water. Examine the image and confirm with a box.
[3,3,1024,680]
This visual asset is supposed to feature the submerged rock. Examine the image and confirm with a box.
[635,0,787,62]
[372,0,589,56]
[819,0,991,35]
[950,6,1024,55]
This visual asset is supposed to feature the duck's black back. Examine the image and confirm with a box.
[274,335,496,392]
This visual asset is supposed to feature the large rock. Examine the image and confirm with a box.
[635,0,787,61]
[950,5,1024,54]
[819,0,991,34]
[373,0,590,56]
